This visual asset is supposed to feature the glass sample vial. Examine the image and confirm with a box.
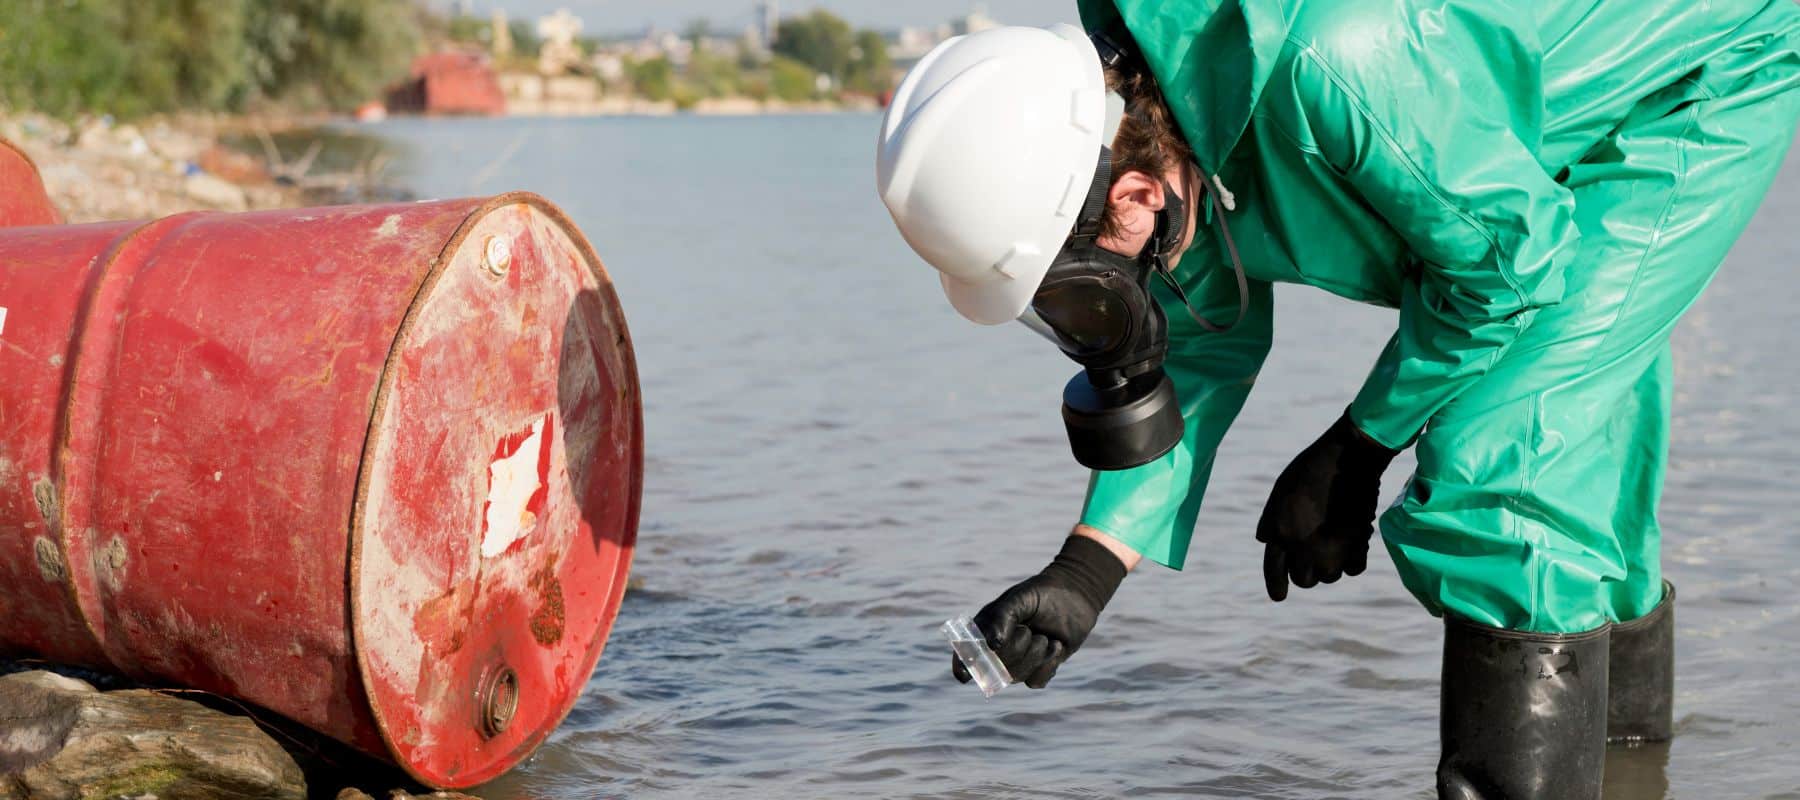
[941,615,1014,698]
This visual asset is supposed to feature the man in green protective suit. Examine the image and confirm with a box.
[878,1,1799,797]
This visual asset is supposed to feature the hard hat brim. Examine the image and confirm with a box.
[940,269,1041,326]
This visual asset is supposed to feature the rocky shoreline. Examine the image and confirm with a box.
[1,112,396,225]
[0,665,487,800]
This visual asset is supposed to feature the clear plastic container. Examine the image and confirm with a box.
[941,615,1014,698]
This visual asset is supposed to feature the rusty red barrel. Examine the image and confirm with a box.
[1,137,60,226]
[0,193,641,788]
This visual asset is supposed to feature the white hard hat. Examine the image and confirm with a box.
[876,24,1125,325]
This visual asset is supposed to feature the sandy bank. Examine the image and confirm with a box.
[0,112,383,224]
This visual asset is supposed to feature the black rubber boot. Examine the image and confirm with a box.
[1437,616,1610,800]
[1607,581,1675,744]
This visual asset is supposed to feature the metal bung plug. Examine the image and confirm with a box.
[482,235,512,277]
[478,665,519,739]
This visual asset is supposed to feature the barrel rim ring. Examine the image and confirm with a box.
[52,212,216,669]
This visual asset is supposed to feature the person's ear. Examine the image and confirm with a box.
[1107,169,1166,237]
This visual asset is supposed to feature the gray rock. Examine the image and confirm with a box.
[0,670,305,800]
[183,173,248,211]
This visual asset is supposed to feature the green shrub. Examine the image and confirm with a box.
[0,0,422,118]
[769,56,816,103]
[630,57,676,102]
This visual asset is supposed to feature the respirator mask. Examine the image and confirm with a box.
[1019,149,1192,471]
[1022,28,1248,471]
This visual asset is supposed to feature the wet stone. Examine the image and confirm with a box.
[0,670,305,800]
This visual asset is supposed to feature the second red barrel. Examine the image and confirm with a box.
[0,137,59,226]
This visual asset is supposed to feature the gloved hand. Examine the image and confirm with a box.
[953,535,1127,689]
[1257,410,1400,601]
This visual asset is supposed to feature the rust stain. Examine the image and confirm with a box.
[413,581,472,657]
[528,565,565,646]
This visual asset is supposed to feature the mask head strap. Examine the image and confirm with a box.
[1091,23,1137,70]
[1071,146,1113,240]
[1151,173,1189,264]
[1071,25,1132,242]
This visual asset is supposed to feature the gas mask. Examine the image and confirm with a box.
[1020,148,1192,471]
[1018,26,1252,471]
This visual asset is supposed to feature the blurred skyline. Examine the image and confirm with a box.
[434,0,1077,35]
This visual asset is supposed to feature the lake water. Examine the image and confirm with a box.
[363,113,1800,799]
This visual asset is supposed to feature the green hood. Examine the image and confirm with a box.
[1077,0,1293,174]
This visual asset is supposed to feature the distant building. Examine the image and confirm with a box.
[757,1,780,47]
[537,9,587,76]
[648,30,694,66]
[892,6,1005,73]
[739,23,768,57]
[953,4,999,36]
[491,9,513,59]
[893,27,940,61]
[591,52,627,84]
[387,51,507,116]
[499,73,602,115]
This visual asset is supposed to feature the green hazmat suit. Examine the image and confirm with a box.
[1073,0,1800,633]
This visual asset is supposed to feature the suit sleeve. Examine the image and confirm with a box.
[1079,263,1274,570]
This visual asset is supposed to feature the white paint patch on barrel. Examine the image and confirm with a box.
[0,306,8,336]
[482,417,546,558]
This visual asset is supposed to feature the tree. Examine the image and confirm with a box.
[686,49,741,98]
[683,18,712,51]
[0,0,140,117]
[845,30,892,95]
[446,14,488,44]
[773,10,853,85]
[125,1,253,111]
[241,0,422,111]
[630,57,675,102]
[769,55,817,103]
[508,19,542,58]
[0,0,424,117]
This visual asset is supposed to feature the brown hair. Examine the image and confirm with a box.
[1100,64,1195,241]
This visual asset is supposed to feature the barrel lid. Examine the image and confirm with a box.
[350,193,641,788]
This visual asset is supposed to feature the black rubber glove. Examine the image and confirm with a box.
[953,535,1127,689]
[1257,410,1400,601]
